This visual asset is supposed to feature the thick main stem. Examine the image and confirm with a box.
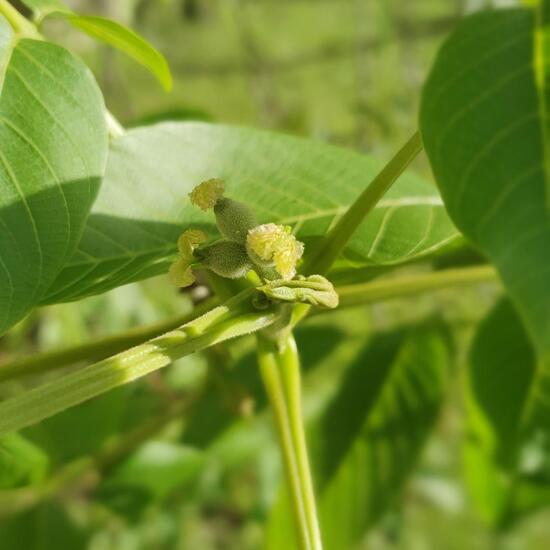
[0,297,219,382]
[257,333,322,550]
[0,266,498,383]
[0,289,275,435]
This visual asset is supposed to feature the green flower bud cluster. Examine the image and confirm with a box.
[170,179,338,310]
[171,178,306,288]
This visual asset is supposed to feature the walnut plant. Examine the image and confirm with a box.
[0,1,549,549]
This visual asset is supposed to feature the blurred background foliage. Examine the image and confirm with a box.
[1,0,548,549]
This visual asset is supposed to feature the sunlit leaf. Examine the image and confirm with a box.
[19,0,67,19]
[0,19,108,334]
[44,123,459,303]
[57,14,172,91]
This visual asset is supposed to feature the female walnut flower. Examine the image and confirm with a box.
[247,223,304,280]
[170,178,335,309]
[169,229,207,287]
[188,178,225,211]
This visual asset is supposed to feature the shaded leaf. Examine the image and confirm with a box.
[44,123,459,303]
[0,502,90,550]
[268,323,452,549]
[0,433,49,489]
[23,386,129,464]
[97,440,204,519]
[420,7,550,355]
[0,25,108,334]
[464,298,550,526]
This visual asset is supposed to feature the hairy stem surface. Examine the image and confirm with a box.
[0,297,218,383]
[0,290,274,434]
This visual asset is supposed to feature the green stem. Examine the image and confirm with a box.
[0,266,498,383]
[105,110,125,138]
[303,131,423,276]
[334,265,498,309]
[293,131,423,326]
[0,289,275,435]
[0,0,39,37]
[0,297,219,383]
[257,333,322,550]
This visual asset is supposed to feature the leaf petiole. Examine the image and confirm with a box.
[293,131,424,326]
[303,131,423,276]
[0,0,40,38]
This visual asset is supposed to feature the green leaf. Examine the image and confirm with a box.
[267,324,452,549]
[420,7,550,356]
[464,298,550,526]
[96,441,204,520]
[98,441,204,503]
[23,386,129,464]
[21,0,172,89]
[0,25,108,334]
[58,14,172,91]
[44,123,459,304]
[0,502,90,550]
[0,433,49,489]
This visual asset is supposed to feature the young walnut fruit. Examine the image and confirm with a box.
[172,179,308,290]
[194,241,252,279]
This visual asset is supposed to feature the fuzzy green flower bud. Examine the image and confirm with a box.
[188,179,258,244]
[247,223,304,280]
[194,241,253,279]
[214,198,258,244]
[257,275,339,309]
[189,178,225,211]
